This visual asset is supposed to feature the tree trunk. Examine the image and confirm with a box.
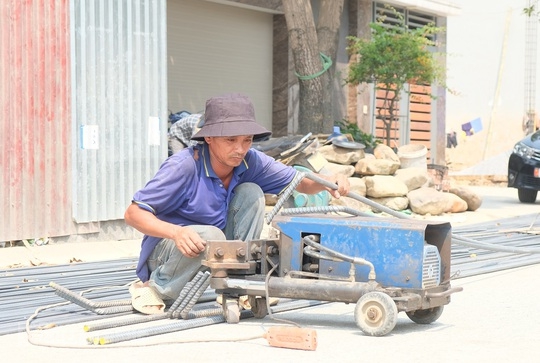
[317,0,344,131]
[282,0,343,135]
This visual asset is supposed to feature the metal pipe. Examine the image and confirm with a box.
[425,287,464,299]
[303,235,376,280]
[303,172,412,219]
[219,277,377,304]
[266,277,377,304]
[281,205,373,217]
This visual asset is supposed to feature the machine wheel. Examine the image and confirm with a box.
[518,188,538,203]
[249,297,268,319]
[354,292,398,336]
[406,305,444,325]
[222,297,241,324]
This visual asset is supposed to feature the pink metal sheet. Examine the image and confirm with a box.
[1,0,72,241]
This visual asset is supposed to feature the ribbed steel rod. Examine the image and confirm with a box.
[167,272,205,317]
[95,315,226,345]
[184,307,222,319]
[90,299,326,345]
[84,313,169,333]
[50,282,132,311]
[179,273,212,319]
[265,171,305,224]
[170,273,210,318]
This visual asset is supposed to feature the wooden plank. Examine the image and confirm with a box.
[410,102,431,113]
[410,121,431,131]
[410,111,431,122]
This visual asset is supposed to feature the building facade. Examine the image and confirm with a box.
[0,0,459,243]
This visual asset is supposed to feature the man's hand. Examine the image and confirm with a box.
[124,203,207,258]
[171,225,207,258]
[328,174,350,198]
[296,173,350,198]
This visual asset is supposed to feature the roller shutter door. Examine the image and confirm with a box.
[167,0,273,130]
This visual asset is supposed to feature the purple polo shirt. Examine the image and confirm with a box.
[132,143,297,281]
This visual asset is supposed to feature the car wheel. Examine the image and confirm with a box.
[518,188,538,203]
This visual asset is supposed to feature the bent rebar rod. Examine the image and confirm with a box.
[49,282,133,315]
[265,171,305,224]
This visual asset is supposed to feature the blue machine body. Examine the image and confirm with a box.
[272,214,452,289]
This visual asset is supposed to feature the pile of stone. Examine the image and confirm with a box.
[316,142,482,216]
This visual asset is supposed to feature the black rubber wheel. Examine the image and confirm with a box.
[406,305,444,324]
[223,298,240,324]
[518,188,538,203]
[354,292,398,336]
[249,297,268,319]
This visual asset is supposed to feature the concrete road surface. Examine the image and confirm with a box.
[2,264,539,363]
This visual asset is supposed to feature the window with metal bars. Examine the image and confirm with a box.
[372,2,438,150]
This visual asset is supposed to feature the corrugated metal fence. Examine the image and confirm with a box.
[1,0,72,240]
[70,0,167,223]
[0,0,167,241]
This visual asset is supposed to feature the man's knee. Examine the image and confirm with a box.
[192,225,226,240]
[234,182,264,205]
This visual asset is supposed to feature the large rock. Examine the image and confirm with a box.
[445,192,468,213]
[354,158,400,176]
[394,167,430,191]
[449,186,483,211]
[323,162,356,177]
[348,176,367,196]
[373,144,401,163]
[365,175,408,198]
[369,196,409,211]
[408,187,451,215]
[330,195,372,213]
[319,145,364,165]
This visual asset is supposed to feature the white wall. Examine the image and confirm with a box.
[446,0,538,159]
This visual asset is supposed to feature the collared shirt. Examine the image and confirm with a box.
[168,113,202,147]
[132,143,297,281]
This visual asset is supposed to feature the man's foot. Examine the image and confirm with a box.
[129,281,166,315]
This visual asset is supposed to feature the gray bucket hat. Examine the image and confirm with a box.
[191,93,272,141]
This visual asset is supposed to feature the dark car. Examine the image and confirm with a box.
[507,130,540,203]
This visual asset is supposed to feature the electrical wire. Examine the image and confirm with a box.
[263,262,301,328]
